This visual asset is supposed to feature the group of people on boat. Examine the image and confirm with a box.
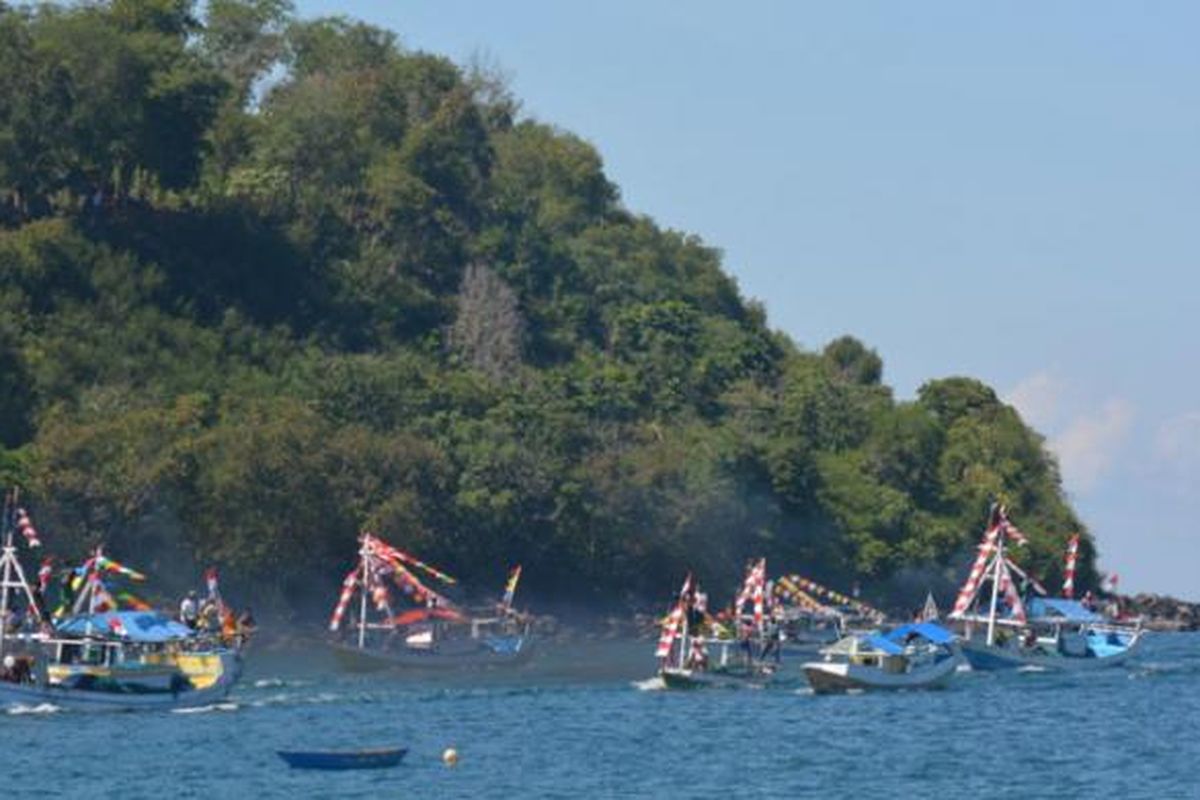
[177,590,256,647]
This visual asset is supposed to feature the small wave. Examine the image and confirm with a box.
[7,703,62,716]
[172,702,239,714]
[252,678,312,689]
[1016,665,1047,673]
[249,691,356,708]
[631,677,665,691]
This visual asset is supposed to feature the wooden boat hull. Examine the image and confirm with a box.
[278,747,407,770]
[0,650,241,712]
[959,633,1142,672]
[803,653,959,694]
[330,636,534,672]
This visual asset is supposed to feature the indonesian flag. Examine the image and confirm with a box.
[1062,534,1079,599]
[15,508,41,548]
[1106,573,1120,592]
[205,567,220,600]
[38,559,53,593]
[108,614,128,638]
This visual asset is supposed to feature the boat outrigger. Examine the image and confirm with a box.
[329,533,532,670]
[948,505,1143,671]
[802,621,960,693]
[0,492,242,711]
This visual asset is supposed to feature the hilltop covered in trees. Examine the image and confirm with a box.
[0,1,1094,613]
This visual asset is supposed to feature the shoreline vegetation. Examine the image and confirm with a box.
[0,1,1126,617]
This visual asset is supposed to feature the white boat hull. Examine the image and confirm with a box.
[803,654,960,694]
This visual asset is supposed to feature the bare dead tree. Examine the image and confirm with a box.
[447,263,525,381]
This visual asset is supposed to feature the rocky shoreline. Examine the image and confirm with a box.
[1123,594,1200,631]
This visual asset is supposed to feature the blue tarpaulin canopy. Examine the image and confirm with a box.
[56,611,195,642]
[863,634,905,655]
[1027,597,1104,623]
[885,622,956,645]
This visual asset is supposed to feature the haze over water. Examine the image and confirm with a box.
[8,635,1197,798]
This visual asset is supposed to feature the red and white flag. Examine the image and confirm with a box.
[38,558,53,593]
[15,508,41,548]
[1062,534,1079,599]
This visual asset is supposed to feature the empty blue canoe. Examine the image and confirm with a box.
[277,747,408,770]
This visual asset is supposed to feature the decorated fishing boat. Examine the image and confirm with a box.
[948,505,1143,671]
[656,562,792,690]
[0,492,242,711]
[802,621,960,693]
[329,533,532,670]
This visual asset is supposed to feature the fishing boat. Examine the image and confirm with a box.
[329,533,532,670]
[0,613,242,711]
[948,505,1144,671]
[0,492,243,711]
[802,621,960,693]
[277,747,408,770]
[656,562,791,690]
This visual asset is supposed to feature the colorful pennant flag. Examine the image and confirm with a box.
[501,565,522,610]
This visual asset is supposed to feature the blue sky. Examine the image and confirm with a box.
[299,1,1200,599]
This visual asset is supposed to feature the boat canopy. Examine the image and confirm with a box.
[56,611,195,642]
[885,622,956,645]
[862,634,905,655]
[1027,597,1104,623]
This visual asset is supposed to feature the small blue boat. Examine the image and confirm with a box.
[277,747,408,770]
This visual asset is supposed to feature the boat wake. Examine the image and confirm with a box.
[171,702,239,714]
[630,677,665,692]
[6,703,62,715]
[1016,665,1048,673]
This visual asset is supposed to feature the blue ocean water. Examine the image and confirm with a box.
[5,634,1197,799]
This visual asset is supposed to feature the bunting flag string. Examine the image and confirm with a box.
[15,508,41,548]
[1062,534,1079,599]
[775,573,884,621]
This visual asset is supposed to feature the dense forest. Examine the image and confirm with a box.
[0,1,1094,615]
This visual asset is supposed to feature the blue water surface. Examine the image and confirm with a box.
[5,633,1197,799]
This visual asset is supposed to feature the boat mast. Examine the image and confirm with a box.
[0,490,13,663]
[678,596,689,671]
[357,544,369,650]
[985,531,1005,646]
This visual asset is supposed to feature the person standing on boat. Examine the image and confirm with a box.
[179,590,199,628]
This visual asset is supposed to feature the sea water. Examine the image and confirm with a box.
[4,633,1197,799]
